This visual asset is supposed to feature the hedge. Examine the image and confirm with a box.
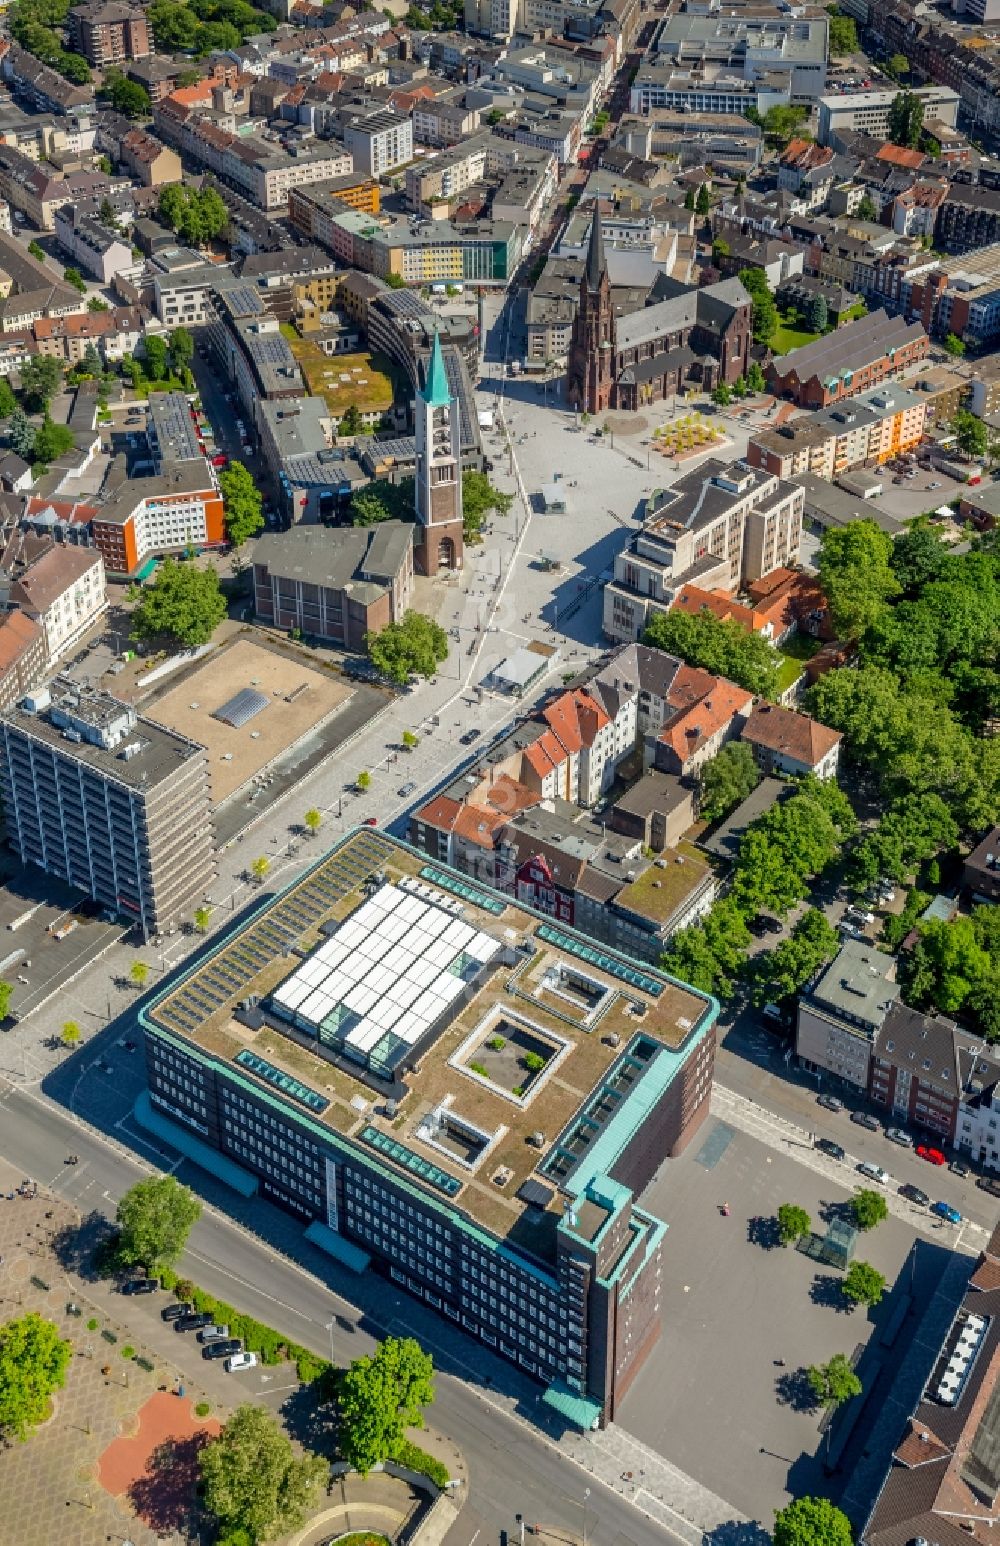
[163,1279,333,1382]
[393,1439,449,1488]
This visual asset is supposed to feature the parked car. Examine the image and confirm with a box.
[886,1127,914,1147]
[174,1311,214,1333]
[459,728,482,746]
[916,1144,947,1165]
[211,453,228,468]
[850,1110,881,1132]
[225,1351,258,1373]
[398,781,417,798]
[363,816,378,827]
[857,1160,891,1184]
[816,1138,846,1160]
[121,1277,158,1295]
[203,1339,243,1360]
[977,1174,1000,1198]
[899,1183,930,1206]
[161,1302,192,1322]
[949,1158,970,1178]
[930,1201,962,1224]
[845,905,876,926]
[817,1093,843,1112]
[197,1324,230,1344]
[839,922,865,940]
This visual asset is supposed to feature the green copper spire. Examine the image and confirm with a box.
[421,330,451,407]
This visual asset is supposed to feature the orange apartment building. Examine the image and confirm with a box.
[92,463,224,578]
[747,384,928,481]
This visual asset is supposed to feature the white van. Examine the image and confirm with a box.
[224,1351,258,1373]
[761,1003,784,1027]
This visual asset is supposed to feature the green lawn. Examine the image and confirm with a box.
[774,634,822,694]
[771,322,820,356]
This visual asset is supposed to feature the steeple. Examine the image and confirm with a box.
[585,209,606,292]
[421,330,451,408]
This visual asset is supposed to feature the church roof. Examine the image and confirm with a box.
[421,330,451,408]
[585,209,606,292]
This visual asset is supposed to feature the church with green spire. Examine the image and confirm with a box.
[414,331,464,573]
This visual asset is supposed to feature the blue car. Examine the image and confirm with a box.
[931,1201,962,1225]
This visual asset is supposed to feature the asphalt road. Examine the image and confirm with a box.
[0,1076,683,1546]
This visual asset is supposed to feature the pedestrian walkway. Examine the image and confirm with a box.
[710,1085,985,1252]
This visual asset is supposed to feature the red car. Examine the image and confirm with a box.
[363,816,378,827]
[211,453,228,468]
[917,1144,947,1166]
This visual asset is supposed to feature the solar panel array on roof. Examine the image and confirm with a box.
[517,1178,555,1208]
[213,688,269,728]
[271,880,502,1069]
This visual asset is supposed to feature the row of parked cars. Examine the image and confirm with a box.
[119,1277,257,1372]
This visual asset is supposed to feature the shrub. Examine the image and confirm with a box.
[295,1351,331,1385]
[121,1344,135,1359]
[512,1085,524,1097]
[86,1317,99,1331]
[160,1267,178,1291]
[175,1279,195,1301]
[393,1439,449,1488]
[522,1052,545,1073]
[488,1036,506,1051]
[469,1061,488,1077]
[195,1400,212,1417]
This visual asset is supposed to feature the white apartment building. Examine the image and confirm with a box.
[10,545,106,663]
[818,86,960,147]
[603,460,803,644]
[344,110,413,178]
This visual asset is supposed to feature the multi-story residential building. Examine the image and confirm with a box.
[817,86,959,148]
[747,385,928,479]
[236,245,341,324]
[53,207,135,284]
[0,611,46,709]
[795,940,900,1088]
[412,89,481,148]
[300,203,523,287]
[68,2,151,67]
[1,45,94,116]
[32,306,142,364]
[92,462,225,577]
[206,276,303,431]
[343,108,413,178]
[152,258,229,327]
[603,460,803,643]
[256,395,342,525]
[964,825,1000,902]
[136,826,717,1428]
[767,309,928,409]
[253,522,414,650]
[0,687,215,938]
[117,129,182,188]
[934,185,1000,255]
[8,545,106,665]
[742,702,841,780]
[868,1001,961,1141]
[0,143,116,230]
[146,390,204,471]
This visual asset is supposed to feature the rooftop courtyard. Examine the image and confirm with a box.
[148,829,714,1259]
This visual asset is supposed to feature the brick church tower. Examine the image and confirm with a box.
[414,331,463,573]
[567,211,614,415]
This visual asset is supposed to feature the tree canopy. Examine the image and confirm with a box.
[807,1353,862,1409]
[817,519,899,640]
[462,470,513,542]
[842,1260,886,1308]
[0,1312,72,1442]
[698,742,760,825]
[852,1188,888,1231]
[351,477,414,527]
[18,355,64,413]
[338,1336,435,1475]
[115,1175,201,1269]
[776,1203,811,1245]
[642,606,779,697]
[953,408,989,461]
[158,183,228,246]
[366,611,447,685]
[102,72,150,117]
[200,1403,329,1543]
[887,89,924,147]
[30,412,73,470]
[774,1497,853,1546]
[746,907,840,1007]
[131,560,227,650]
[826,6,858,54]
[219,460,264,548]
[739,265,778,346]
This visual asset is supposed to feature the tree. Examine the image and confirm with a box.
[842,1260,886,1309]
[462,470,513,544]
[7,405,35,460]
[826,7,858,54]
[27,241,44,262]
[747,908,840,1006]
[0,981,10,1021]
[251,856,270,884]
[104,74,150,117]
[304,808,322,837]
[18,355,63,411]
[695,182,711,216]
[0,377,16,418]
[88,296,109,313]
[661,898,751,998]
[746,361,766,393]
[852,1188,889,1231]
[889,520,951,594]
[168,326,194,374]
[338,1336,435,1475]
[60,1020,81,1046]
[339,402,363,436]
[129,960,149,989]
[733,779,856,918]
[351,477,414,527]
[712,237,730,262]
[855,193,878,222]
[711,381,732,406]
[953,408,988,460]
[887,89,924,148]
[115,1175,201,1269]
[219,460,264,548]
[739,267,778,347]
[63,266,86,294]
[0,1313,72,1442]
[805,293,828,333]
[683,187,695,211]
[943,331,965,357]
[402,730,419,749]
[366,611,448,686]
[194,906,212,933]
[643,606,779,697]
[886,52,910,80]
[807,1353,862,1410]
[776,1203,811,1246]
[200,1403,329,1543]
[761,104,809,146]
[31,412,73,468]
[849,793,957,889]
[817,518,899,640]
[131,559,227,650]
[142,333,169,382]
[356,771,371,791]
[774,1498,853,1546]
[699,742,760,824]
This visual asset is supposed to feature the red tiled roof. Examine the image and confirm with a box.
[659,677,753,764]
[0,610,43,673]
[742,702,841,766]
[673,584,768,632]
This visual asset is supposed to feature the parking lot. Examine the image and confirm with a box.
[0,875,124,1029]
[620,1117,927,1523]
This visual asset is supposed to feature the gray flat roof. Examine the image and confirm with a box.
[3,698,206,792]
[807,938,900,1028]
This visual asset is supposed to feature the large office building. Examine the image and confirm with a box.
[817,85,959,148]
[0,686,216,937]
[137,827,718,1427]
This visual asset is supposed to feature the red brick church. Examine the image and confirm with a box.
[567,214,753,415]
